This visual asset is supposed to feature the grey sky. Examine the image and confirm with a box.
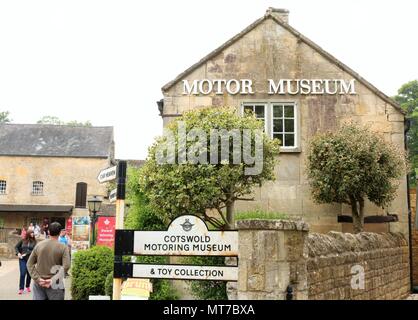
[0,0,417,160]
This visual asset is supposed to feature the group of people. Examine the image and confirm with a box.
[20,219,50,240]
[15,221,72,300]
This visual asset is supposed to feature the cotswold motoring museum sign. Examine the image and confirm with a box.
[114,215,238,281]
[182,78,357,95]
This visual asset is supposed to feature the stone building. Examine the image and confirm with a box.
[158,8,408,236]
[0,123,114,230]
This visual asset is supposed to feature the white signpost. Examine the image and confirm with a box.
[132,264,238,281]
[114,215,239,282]
[97,165,117,183]
[133,215,238,256]
[109,188,117,203]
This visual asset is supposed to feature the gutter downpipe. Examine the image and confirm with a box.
[404,118,415,293]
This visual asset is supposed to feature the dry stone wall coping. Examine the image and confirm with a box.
[236,219,309,231]
[307,232,407,258]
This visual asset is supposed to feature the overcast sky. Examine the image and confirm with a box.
[0,0,417,160]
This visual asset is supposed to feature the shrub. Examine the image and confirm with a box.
[125,172,178,300]
[105,271,113,298]
[307,122,406,233]
[71,246,114,300]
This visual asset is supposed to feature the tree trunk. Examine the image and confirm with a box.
[351,198,365,233]
[226,200,235,230]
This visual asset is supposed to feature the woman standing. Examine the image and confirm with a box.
[15,230,36,294]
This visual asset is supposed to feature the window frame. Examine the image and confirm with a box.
[0,180,6,195]
[241,103,268,132]
[241,101,300,152]
[32,181,44,196]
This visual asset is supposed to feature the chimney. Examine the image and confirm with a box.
[266,7,289,24]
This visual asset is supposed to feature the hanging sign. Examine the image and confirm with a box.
[97,216,116,248]
[97,165,117,183]
[109,188,117,203]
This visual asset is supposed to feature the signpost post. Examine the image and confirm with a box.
[112,160,127,300]
[97,161,126,300]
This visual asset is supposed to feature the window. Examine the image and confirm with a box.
[0,180,6,194]
[75,182,87,208]
[32,181,44,195]
[272,103,296,148]
[242,102,298,149]
[243,104,266,130]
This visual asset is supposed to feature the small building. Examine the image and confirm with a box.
[159,8,408,236]
[0,123,114,231]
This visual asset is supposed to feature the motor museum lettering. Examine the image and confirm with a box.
[182,78,356,95]
[133,215,238,256]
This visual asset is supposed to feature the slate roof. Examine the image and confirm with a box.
[162,9,405,115]
[0,124,114,158]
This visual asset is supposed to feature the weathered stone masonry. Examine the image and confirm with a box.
[237,219,410,300]
[307,232,409,300]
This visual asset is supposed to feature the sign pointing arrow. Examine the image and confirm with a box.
[98,166,117,183]
[109,188,117,203]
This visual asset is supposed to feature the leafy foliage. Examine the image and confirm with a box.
[37,115,92,126]
[125,167,178,300]
[393,80,418,185]
[235,209,288,221]
[307,122,406,232]
[71,246,114,300]
[140,107,280,229]
[104,271,113,298]
[0,111,11,123]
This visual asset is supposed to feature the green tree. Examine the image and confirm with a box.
[393,80,418,184]
[139,107,280,229]
[37,115,91,126]
[307,122,406,233]
[124,166,178,300]
[0,111,12,123]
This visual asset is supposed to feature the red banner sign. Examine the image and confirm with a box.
[66,217,72,236]
[97,216,116,248]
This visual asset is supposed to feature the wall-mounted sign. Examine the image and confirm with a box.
[132,264,238,281]
[97,165,117,183]
[109,188,117,203]
[116,215,238,256]
[72,216,90,254]
[182,78,356,95]
[97,216,116,248]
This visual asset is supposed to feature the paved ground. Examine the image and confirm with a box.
[0,259,32,300]
[0,258,72,300]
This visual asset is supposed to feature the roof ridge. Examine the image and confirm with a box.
[161,11,404,114]
[0,123,114,128]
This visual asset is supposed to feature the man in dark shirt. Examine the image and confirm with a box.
[27,222,71,300]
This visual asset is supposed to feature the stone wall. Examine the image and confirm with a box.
[237,219,410,300]
[307,232,410,299]
[409,189,418,287]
